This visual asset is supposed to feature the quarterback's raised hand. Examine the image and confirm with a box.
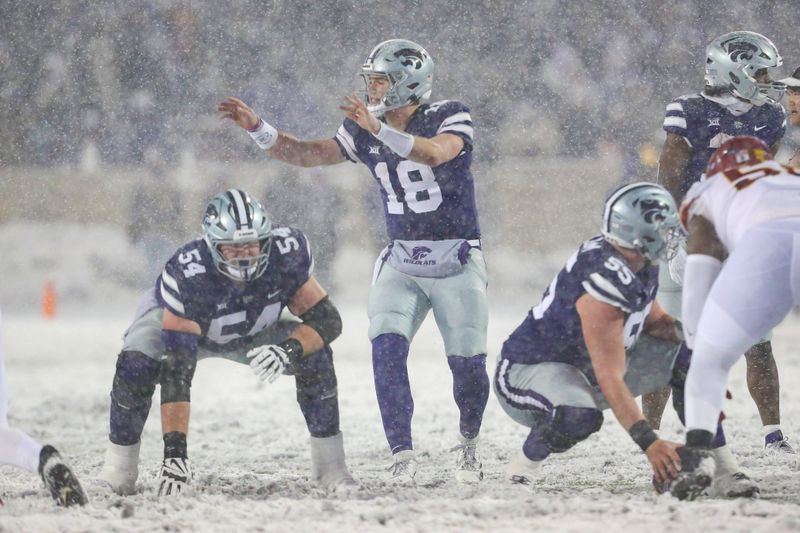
[218,97,260,130]
[246,341,300,383]
[340,94,380,134]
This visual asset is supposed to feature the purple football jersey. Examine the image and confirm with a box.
[663,92,786,198]
[334,100,480,242]
[501,236,659,385]
[155,226,313,352]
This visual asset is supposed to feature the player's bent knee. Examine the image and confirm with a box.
[368,312,415,341]
[112,351,160,405]
[159,349,197,404]
[543,405,604,453]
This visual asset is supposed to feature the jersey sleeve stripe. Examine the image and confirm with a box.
[438,124,474,138]
[335,125,359,163]
[305,234,315,276]
[160,281,186,315]
[161,269,180,293]
[439,112,472,127]
[583,274,632,313]
[663,116,687,129]
[665,102,684,113]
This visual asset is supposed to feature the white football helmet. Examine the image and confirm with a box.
[602,182,681,263]
[360,39,434,116]
[705,31,785,106]
[202,189,272,282]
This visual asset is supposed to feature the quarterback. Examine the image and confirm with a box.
[219,39,488,484]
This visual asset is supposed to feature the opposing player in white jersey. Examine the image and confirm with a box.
[0,308,87,506]
[670,136,800,500]
[648,31,792,454]
[219,39,488,483]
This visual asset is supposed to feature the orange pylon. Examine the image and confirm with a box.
[41,281,57,319]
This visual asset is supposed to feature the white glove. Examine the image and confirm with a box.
[668,239,688,286]
[246,344,290,383]
[157,457,192,497]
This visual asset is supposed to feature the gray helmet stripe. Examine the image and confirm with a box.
[226,189,252,229]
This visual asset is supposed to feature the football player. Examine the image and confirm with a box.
[779,66,800,165]
[670,136,800,500]
[496,183,757,497]
[0,308,87,506]
[97,189,354,496]
[646,31,793,455]
[219,39,488,484]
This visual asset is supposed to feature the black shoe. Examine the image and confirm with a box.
[670,446,715,501]
[38,445,88,507]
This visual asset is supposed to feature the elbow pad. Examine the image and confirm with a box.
[681,254,722,349]
[300,296,343,346]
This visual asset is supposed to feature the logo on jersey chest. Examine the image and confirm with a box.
[707,117,721,127]
[369,145,381,155]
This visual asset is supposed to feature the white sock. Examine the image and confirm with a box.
[763,424,782,438]
[0,427,43,473]
[712,444,740,477]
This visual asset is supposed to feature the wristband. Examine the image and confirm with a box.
[629,420,658,451]
[278,338,304,359]
[373,122,414,158]
[247,117,279,150]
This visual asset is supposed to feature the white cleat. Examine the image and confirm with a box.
[387,450,417,485]
[96,441,140,496]
[451,436,484,484]
[157,457,193,497]
[765,433,796,456]
[506,449,542,486]
[708,471,760,499]
[310,432,359,494]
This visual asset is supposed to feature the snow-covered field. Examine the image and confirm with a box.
[2,303,800,532]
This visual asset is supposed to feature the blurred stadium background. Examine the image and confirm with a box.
[2,0,800,313]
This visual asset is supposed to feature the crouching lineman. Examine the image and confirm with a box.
[671,137,800,500]
[0,308,87,506]
[494,183,757,497]
[97,189,355,496]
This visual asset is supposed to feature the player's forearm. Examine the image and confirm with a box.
[597,374,645,431]
[268,135,336,167]
[289,324,325,355]
[406,137,450,167]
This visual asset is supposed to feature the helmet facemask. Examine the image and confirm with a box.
[202,189,273,283]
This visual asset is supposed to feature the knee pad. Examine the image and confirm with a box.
[294,347,338,401]
[112,351,160,410]
[543,405,603,453]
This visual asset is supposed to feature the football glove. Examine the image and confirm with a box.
[157,457,192,497]
[246,344,291,383]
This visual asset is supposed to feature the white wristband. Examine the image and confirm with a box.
[373,122,414,158]
[247,118,278,150]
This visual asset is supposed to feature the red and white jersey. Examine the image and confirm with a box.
[680,160,800,251]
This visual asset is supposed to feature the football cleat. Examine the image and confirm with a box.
[387,450,417,485]
[451,436,484,484]
[310,432,359,493]
[709,472,760,498]
[764,430,796,455]
[97,441,140,495]
[38,445,88,507]
[157,457,192,497]
[669,446,715,501]
[506,449,542,487]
